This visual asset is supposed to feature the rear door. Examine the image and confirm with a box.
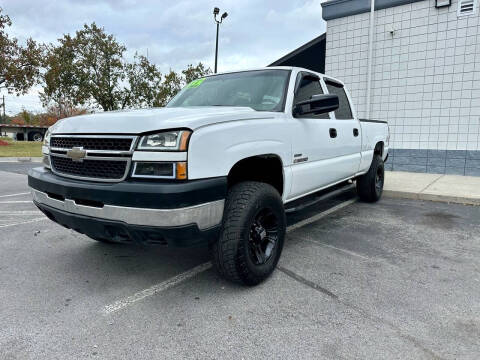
[289,72,351,200]
[323,79,362,175]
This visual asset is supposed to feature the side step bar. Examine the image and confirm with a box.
[285,181,355,214]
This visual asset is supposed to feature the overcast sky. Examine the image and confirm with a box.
[2,0,326,115]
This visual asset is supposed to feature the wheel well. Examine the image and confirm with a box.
[374,142,384,157]
[227,155,284,195]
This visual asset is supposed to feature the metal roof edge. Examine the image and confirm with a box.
[321,0,426,21]
[269,33,326,67]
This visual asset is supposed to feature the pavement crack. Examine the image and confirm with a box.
[277,265,338,299]
[338,299,446,360]
[278,265,445,360]
[419,174,444,194]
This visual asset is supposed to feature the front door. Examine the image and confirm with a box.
[289,72,349,200]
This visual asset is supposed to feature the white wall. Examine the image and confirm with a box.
[325,0,480,151]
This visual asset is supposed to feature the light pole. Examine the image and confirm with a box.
[213,7,228,73]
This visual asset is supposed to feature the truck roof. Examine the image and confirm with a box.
[205,66,344,86]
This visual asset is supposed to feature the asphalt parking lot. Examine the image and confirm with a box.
[1,164,479,359]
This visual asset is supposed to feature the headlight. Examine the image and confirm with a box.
[43,129,51,147]
[137,130,191,151]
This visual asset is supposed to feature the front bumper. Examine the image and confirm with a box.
[28,167,227,246]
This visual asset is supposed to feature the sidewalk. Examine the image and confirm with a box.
[384,171,480,206]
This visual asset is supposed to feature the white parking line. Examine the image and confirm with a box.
[103,198,357,315]
[304,240,370,260]
[0,217,46,228]
[0,201,32,204]
[0,192,31,198]
[0,211,42,215]
[103,262,213,315]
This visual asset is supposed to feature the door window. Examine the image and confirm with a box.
[325,81,353,120]
[293,74,329,119]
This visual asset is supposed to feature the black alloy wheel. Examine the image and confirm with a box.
[248,208,279,265]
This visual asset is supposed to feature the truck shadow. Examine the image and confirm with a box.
[56,189,358,294]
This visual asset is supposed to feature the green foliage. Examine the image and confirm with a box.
[1,7,212,114]
[123,53,163,108]
[40,34,82,118]
[74,23,126,111]
[154,70,183,107]
[0,8,43,95]
[41,23,211,112]
[182,63,212,84]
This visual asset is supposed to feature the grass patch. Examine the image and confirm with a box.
[0,137,43,157]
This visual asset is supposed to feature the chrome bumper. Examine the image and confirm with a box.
[31,189,224,230]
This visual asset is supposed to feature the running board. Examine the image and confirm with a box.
[285,181,355,214]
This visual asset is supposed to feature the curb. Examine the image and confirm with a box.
[384,190,480,206]
[0,157,43,163]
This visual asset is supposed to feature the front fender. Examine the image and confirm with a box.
[187,119,291,180]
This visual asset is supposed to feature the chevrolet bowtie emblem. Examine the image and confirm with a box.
[66,147,86,162]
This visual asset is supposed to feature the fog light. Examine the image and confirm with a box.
[43,155,51,169]
[133,162,175,178]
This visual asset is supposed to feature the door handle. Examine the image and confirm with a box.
[353,128,359,137]
[329,128,337,138]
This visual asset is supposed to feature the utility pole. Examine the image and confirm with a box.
[1,95,5,122]
[215,21,219,73]
[213,7,228,73]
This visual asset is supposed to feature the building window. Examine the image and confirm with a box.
[458,0,477,16]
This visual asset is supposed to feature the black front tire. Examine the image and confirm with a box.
[356,154,385,202]
[211,181,286,286]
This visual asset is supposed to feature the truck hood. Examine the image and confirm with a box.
[51,106,275,134]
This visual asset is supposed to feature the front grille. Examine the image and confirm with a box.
[51,137,133,151]
[51,156,128,180]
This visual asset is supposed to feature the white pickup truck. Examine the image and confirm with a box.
[28,67,389,285]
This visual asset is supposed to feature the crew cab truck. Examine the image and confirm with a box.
[28,67,389,286]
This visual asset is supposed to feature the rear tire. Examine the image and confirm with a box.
[211,181,286,286]
[356,154,384,202]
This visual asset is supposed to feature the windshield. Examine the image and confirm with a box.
[167,70,291,112]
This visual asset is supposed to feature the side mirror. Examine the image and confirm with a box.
[294,94,339,117]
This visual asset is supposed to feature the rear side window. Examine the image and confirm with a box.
[325,81,353,120]
[294,74,328,119]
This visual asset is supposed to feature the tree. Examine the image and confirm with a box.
[153,64,211,107]
[122,53,163,108]
[74,23,126,111]
[44,103,87,121]
[41,35,83,118]
[41,22,211,112]
[10,109,32,125]
[0,8,43,95]
[154,70,182,107]
[182,63,211,84]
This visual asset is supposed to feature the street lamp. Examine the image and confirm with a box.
[213,7,228,73]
